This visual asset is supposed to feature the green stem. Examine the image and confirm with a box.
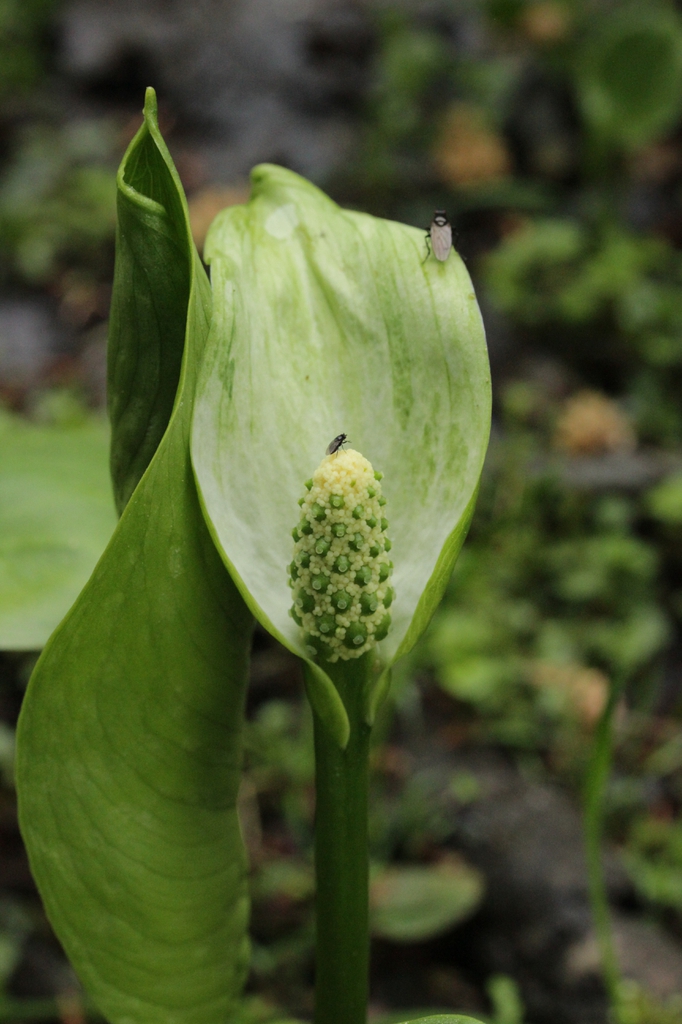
[583,674,626,1021]
[308,655,372,1024]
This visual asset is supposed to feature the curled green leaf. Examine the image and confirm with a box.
[109,88,194,513]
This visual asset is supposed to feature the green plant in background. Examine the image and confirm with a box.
[576,5,682,165]
[0,120,117,287]
[623,815,682,912]
[486,975,525,1024]
[356,10,451,206]
[0,0,56,101]
[617,981,682,1024]
[369,860,483,945]
[424,429,669,754]
[465,10,682,1014]
[484,220,682,445]
[14,89,491,1024]
[0,408,116,650]
[421,413,674,1022]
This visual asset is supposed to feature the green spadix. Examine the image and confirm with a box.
[191,164,491,742]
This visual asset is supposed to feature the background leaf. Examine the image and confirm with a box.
[577,6,682,150]
[0,411,115,650]
[395,1016,485,1024]
[370,861,483,943]
[16,91,254,1024]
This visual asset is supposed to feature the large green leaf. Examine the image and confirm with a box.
[0,412,115,650]
[191,166,490,722]
[16,90,253,1024]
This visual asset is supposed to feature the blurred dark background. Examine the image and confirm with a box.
[4,1,682,1022]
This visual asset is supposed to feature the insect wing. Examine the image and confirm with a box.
[326,433,347,455]
[430,221,452,262]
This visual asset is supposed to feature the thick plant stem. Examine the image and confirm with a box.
[583,676,626,1021]
[309,656,372,1024]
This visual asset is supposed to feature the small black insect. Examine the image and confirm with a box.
[424,210,453,262]
[326,433,348,455]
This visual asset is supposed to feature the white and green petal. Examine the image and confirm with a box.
[191,165,490,734]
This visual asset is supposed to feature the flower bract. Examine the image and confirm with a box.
[191,164,491,720]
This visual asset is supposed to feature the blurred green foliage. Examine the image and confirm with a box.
[0,0,56,101]
[618,980,682,1024]
[577,6,682,152]
[486,975,525,1024]
[369,862,483,943]
[0,121,117,286]
[623,816,682,911]
[485,222,682,443]
[421,430,669,755]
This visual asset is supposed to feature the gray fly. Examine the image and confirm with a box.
[326,433,348,455]
[425,210,453,262]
